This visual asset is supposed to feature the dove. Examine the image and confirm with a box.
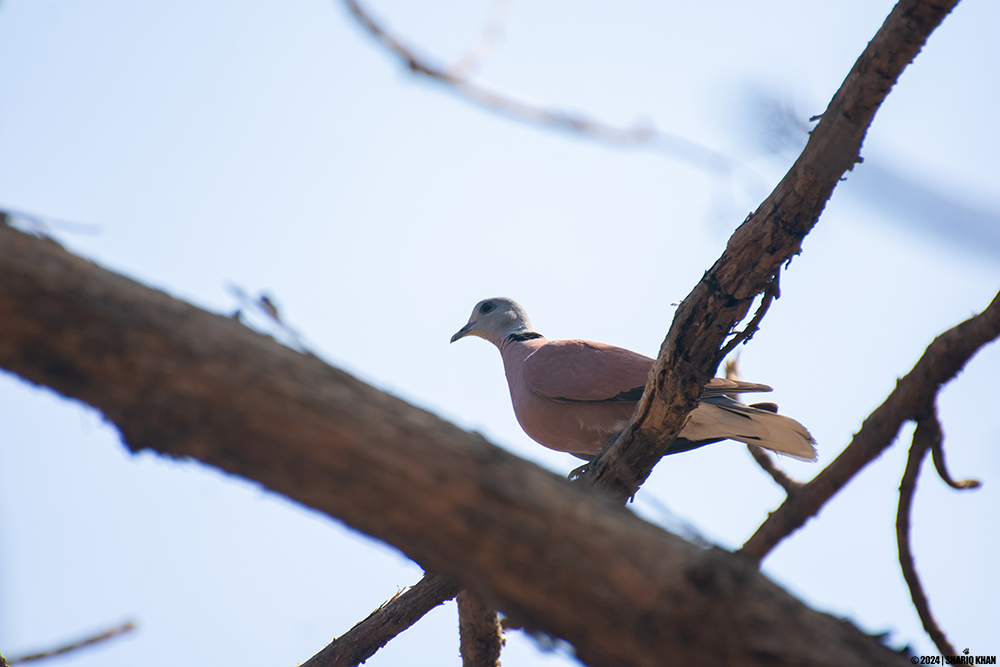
[451,297,816,461]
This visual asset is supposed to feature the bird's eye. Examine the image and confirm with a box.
[480,302,495,314]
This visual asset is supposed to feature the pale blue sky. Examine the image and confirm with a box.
[1,1,998,665]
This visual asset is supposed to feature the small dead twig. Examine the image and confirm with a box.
[717,270,780,364]
[725,356,802,495]
[746,444,803,495]
[228,284,314,356]
[7,621,136,664]
[930,434,981,490]
[896,412,957,657]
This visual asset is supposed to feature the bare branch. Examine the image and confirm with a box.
[930,432,981,491]
[457,591,504,667]
[300,573,459,667]
[339,0,740,175]
[717,270,780,364]
[747,444,803,496]
[740,289,1000,563]
[896,412,958,657]
[586,0,962,503]
[7,621,135,665]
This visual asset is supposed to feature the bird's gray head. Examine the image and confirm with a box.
[450,297,538,345]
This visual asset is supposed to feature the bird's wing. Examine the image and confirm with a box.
[522,339,653,403]
[701,377,773,397]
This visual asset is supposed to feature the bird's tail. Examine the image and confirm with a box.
[682,396,817,461]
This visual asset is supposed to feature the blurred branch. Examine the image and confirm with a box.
[0,206,101,236]
[228,284,315,356]
[447,0,512,80]
[339,0,740,175]
[747,444,803,495]
[740,289,1000,563]
[896,411,958,658]
[457,590,504,667]
[7,621,135,665]
[300,573,460,667]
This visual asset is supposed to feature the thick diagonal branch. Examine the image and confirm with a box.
[0,228,917,667]
[587,0,960,502]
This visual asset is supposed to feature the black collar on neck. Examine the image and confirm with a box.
[507,331,544,342]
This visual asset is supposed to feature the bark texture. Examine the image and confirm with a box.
[0,224,913,667]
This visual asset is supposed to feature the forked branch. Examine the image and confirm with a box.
[740,290,1000,563]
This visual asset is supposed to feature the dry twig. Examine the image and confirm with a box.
[7,621,135,665]
[747,444,803,495]
[725,356,803,494]
[930,434,981,490]
[717,270,781,364]
[896,412,958,657]
[339,0,740,175]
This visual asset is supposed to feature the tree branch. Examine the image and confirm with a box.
[584,0,960,502]
[896,411,958,658]
[740,289,1000,563]
[747,444,803,496]
[0,226,915,667]
[299,573,459,667]
[339,0,740,174]
[6,621,135,665]
[457,591,503,667]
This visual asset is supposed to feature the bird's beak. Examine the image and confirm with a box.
[450,321,475,343]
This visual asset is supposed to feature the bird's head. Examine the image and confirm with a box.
[450,297,536,345]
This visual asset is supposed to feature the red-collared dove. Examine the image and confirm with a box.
[451,297,817,462]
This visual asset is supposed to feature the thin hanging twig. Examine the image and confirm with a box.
[896,412,957,657]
